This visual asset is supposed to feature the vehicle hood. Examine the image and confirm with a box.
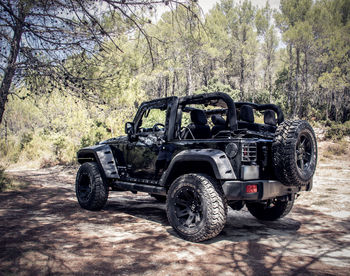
[99,135,128,144]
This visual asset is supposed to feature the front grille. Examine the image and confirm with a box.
[242,143,257,162]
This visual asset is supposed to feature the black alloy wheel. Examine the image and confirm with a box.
[166,174,227,242]
[174,186,203,228]
[77,172,92,201]
[296,133,313,172]
[75,162,109,211]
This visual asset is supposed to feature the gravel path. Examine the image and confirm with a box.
[1,158,350,275]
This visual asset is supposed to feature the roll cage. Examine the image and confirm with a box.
[128,92,284,141]
[176,93,284,139]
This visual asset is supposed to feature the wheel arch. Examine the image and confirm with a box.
[77,144,118,179]
[160,149,236,190]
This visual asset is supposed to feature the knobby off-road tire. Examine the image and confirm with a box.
[76,162,109,211]
[166,174,227,242]
[150,194,167,203]
[272,120,317,186]
[246,194,295,221]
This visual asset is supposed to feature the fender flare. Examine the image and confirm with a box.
[77,144,119,179]
[159,149,236,186]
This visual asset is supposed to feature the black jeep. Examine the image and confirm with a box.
[75,92,317,242]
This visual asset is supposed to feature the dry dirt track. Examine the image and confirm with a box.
[1,155,350,275]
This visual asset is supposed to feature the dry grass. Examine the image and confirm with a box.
[0,166,28,192]
[320,140,349,159]
[0,166,12,192]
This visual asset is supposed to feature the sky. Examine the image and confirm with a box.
[153,0,281,22]
[198,0,281,13]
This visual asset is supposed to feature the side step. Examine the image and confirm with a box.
[112,181,166,196]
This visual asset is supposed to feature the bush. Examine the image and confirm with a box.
[0,139,20,164]
[53,137,66,162]
[323,141,348,159]
[0,166,11,192]
[79,122,110,148]
[325,121,350,140]
[20,132,33,149]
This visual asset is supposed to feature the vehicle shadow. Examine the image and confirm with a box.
[104,195,169,226]
[105,193,302,243]
[104,195,350,275]
[1,169,350,275]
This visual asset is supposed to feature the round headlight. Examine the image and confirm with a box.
[225,143,238,158]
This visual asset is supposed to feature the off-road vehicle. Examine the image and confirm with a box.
[75,92,317,242]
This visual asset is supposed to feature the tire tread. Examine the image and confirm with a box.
[166,173,227,242]
[76,162,108,211]
[273,120,317,186]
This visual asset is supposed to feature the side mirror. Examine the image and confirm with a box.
[125,122,134,135]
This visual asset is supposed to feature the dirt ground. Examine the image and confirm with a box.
[1,141,350,275]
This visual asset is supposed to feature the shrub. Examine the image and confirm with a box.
[325,121,350,140]
[53,137,66,162]
[40,158,58,168]
[0,166,11,192]
[20,132,33,149]
[0,139,20,163]
[323,141,348,158]
[80,135,92,148]
[79,122,110,148]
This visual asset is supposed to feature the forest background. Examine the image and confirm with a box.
[0,0,349,169]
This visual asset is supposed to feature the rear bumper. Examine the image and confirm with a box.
[222,180,309,201]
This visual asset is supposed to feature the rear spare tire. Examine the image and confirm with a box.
[76,162,109,211]
[272,120,317,186]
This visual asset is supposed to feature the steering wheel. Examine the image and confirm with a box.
[152,123,165,132]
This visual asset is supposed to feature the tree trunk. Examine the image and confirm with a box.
[300,49,308,118]
[172,71,176,96]
[239,27,247,101]
[185,52,193,96]
[164,75,169,98]
[267,52,272,103]
[5,119,8,148]
[0,10,25,125]
[239,54,245,101]
[251,58,256,102]
[293,47,300,117]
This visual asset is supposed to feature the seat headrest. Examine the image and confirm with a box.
[190,109,208,125]
[264,109,277,126]
[240,105,254,123]
[211,115,226,126]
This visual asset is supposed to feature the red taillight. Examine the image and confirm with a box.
[246,184,257,193]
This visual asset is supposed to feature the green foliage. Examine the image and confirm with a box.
[196,78,238,99]
[0,139,20,164]
[80,121,111,148]
[252,90,270,104]
[0,166,11,192]
[1,0,350,169]
[53,137,66,163]
[20,133,33,150]
[0,84,138,167]
[140,109,167,129]
[325,121,350,140]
